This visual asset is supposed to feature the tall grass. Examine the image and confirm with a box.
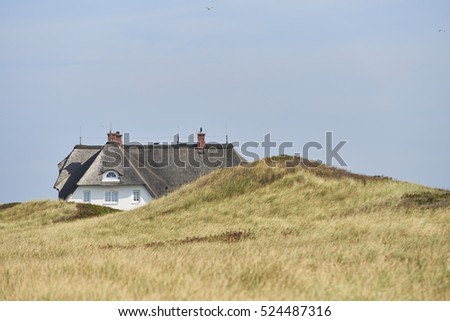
[0,160,449,300]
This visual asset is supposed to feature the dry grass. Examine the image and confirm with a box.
[1,159,449,300]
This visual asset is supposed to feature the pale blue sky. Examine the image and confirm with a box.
[0,0,449,203]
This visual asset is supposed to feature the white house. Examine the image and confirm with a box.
[54,130,242,211]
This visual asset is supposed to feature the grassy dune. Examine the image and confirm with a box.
[1,158,449,300]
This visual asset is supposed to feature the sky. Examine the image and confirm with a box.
[0,0,449,203]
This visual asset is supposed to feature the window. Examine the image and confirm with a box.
[105,191,118,204]
[83,190,91,203]
[106,172,117,178]
[133,190,140,203]
[102,170,120,182]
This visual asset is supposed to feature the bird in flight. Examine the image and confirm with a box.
[206,6,214,10]
[438,29,445,32]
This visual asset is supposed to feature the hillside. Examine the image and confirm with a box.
[0,157,449,300]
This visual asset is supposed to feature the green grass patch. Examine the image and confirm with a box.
[54,203,121,223]
[0,202,21,212]
[400,191,450,209]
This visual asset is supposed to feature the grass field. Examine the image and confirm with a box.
[1,158,449,300]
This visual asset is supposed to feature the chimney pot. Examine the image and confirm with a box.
[197,128,206,149]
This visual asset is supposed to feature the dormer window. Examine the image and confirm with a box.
[106,172,117,178]
[102,170,120,182]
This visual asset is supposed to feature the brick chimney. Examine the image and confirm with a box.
[107,131,123,146]
[197,127,206,149]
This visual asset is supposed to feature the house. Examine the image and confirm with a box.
[54,130,243,210]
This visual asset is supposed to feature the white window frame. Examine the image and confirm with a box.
[132,190,141,204]
[102,170,120,182]
[105,191,119,204]
[83,190,91,203]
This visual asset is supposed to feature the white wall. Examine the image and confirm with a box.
[68,185,153,211]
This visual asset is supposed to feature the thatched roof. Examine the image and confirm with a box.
[54,142,243,199]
